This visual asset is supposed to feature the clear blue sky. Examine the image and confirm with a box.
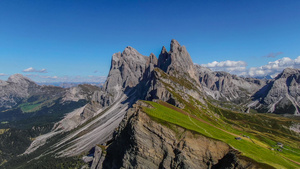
[1,0,300,82]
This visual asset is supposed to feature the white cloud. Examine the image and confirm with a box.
[246,56,300,78]
[23,67,47,73]
[201,60,247,74]
[0,73,8,76]
[25,74,107,83]
[201,56,300,78]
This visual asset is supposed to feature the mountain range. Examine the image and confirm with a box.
[1,40,300,168]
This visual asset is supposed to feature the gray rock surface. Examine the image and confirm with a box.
[91,146,105,169]
[100,102,260,169]
[104,46,148,96]
[32,46,156,157]
[0,74,39,109]
[195,65,265,103]
[251,68,300,115]
[63,84,101,102]
[158,39,198,81]
[0,74,99,111]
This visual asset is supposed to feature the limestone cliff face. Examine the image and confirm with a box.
[90,46,149,109]
[75,46,151,133]
[158,39,198,82]
[251,68,300,115]
[104,46,148,96]
[92,40,200,110]
[195,65,300,115]
[195,65,265,104]
[99,102,261,169]
[63,84,101,102]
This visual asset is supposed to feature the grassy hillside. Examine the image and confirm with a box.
[142,101,300,168]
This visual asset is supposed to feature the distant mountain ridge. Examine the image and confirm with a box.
[0,74,100,111]
[251,68,300,115]
[1,40,300,169]
[0,74,40,109]
[196,65,300,115]
[0,74,100,124]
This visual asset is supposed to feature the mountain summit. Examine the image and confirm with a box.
[0,74,38,109]
[2,40,300,169]
[158,39,197,81]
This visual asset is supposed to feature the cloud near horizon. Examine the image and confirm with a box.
[201,60,247,75]
[23,67,47,73]
[201,56,300,78]
[248,56,300,78]
[25,74,107,83]
[0,73,8,76]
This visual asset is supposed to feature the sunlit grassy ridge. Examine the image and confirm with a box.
[142,101,300,169]
[152,68,300,165]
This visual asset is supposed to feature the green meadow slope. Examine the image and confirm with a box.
[142,101,300,168]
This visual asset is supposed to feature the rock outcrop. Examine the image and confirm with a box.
[104,46,148,96]
[88,46,150,111]
[251,68,300,115]
[63,84,101,102]
[100,102,262,169]
[195,65,265,104]
[158,39,198,82]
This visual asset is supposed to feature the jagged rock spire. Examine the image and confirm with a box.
[148,53,158,66]
[103,39,199,100]
[170,39,180,52]
[157,46,170,72]
[158,39,197,81]
[104,46,148,96]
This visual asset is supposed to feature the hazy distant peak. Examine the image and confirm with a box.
[7,74,33,84]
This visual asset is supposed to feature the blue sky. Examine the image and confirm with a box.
[1,0,300,82]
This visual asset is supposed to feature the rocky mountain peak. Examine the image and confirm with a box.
[158,39,197,81]
[104,46,149,97]
[0,74,40,109]
[250,68,300,115]
[275,68,300,79]
[157,46,170,72]
[7,74,35,85]
[168,39,193,66]
[170,39,180,52]
[161,46,167,54]
[122,46,139,57]
[148,53,158,66]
